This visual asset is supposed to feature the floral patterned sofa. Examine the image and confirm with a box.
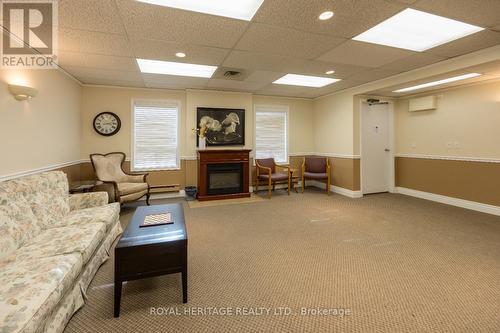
[0,171,122,333]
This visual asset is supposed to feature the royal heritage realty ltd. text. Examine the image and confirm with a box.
[150,307,352,317]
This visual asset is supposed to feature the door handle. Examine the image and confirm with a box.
[384,148,390,152]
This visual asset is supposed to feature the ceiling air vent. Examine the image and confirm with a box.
[213,67,249,81]
[223,70,242,79]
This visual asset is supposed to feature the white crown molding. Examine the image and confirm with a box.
[0,159,86,182]
[396,153,500,163]
[395,187,500,217]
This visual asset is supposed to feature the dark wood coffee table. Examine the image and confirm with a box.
[114,203,187,317]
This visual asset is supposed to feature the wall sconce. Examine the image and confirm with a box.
[8,84,38,101]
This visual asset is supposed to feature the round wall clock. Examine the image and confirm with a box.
[93,112,121,136]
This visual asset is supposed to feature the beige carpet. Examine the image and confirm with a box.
[64,190,500,333]
[187,194,265,208]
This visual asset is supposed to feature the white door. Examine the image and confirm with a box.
[361,102,391,194]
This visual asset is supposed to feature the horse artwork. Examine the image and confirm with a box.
[196,107,245,146]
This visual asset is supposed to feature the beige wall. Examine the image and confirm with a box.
[0,69,81,178]
[80,86,315,187]
[313,92,355,156]
[81,86,187,158]
[395,80,500,158]
[253,95,315,154]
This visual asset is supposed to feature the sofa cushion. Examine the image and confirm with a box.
[117,182,148,196]
[1,172,70,230]
[0,253,83,333]
[64,203,120,231]
[2,223,106,266]
[0,192,41,260]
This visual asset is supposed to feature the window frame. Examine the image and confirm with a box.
[131,98,181,172]
[254,104,290,164]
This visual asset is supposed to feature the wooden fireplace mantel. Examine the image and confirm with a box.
[197,149,251,201]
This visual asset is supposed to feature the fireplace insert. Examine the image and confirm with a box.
[207,163,243,195]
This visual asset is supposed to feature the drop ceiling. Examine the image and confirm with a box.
[46,0,500,97]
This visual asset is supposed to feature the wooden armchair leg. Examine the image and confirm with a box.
[146,191,151,205]
[268,178,272,199]
[327,176,331,195]
[301,176,305,193]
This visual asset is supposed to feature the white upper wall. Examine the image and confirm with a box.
[395,79,500,158]
[0,69,81,179]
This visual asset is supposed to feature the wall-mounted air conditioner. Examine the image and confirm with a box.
[408,96,437,112]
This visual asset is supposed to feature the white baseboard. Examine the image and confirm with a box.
[308,180,363,198]
[395,187,500,216]
[139,190,186,201]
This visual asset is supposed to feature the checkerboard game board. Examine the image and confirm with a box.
[140,212,173,227]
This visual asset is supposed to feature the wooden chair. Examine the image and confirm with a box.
[301,157,331,195]
[255,158,291,198]
[90,152,150,205]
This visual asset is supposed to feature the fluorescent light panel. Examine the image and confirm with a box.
[393,73,481,93]
[137,59,217,78]
[273,74,340,88]
[353,8,484,52]
[136,0,264,21]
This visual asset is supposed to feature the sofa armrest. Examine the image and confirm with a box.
[69,192,109,211]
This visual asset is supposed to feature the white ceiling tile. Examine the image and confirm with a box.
[256,83,326,98]
[117,0,248,49]
[245,71,284,83]
[62,66,143,82]
[235,24,346,59]
[281,59,369,79]
[426,30,500,58]
[142,73,209,89]
[79,78,146,88]
[413,0,500,27]
[343,68,400,85]
[207,79,268,91]
[380,53,447,72]
[58,28,133,57]
[58,0,125,34]
[253,0,404,39]
[222,50,286,71]
[317,40,415,67]
[57,51,138,72]
[130,38,229,65]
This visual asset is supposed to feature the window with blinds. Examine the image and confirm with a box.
[132,101,180,171]
[255,105,288,163]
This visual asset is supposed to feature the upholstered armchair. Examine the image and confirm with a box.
[90,152,150,205]
[302,157,331,195]
[255,158,291,198]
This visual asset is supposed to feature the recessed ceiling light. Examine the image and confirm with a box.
[353,8,484,52]
[175,52,186,58]
[393,73,481,93]
[137,59,217,78]
[273,74,340,88]
[319,11,334,20]
[136,0,265,21]
[325,70,335,75]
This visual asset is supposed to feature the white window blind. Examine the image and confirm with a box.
[132,101,179,171]
[255,105,288,163]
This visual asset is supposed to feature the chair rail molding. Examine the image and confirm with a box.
[0,159,86,182]
[395,153,500,163]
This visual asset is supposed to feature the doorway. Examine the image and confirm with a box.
[361,101,394,195]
